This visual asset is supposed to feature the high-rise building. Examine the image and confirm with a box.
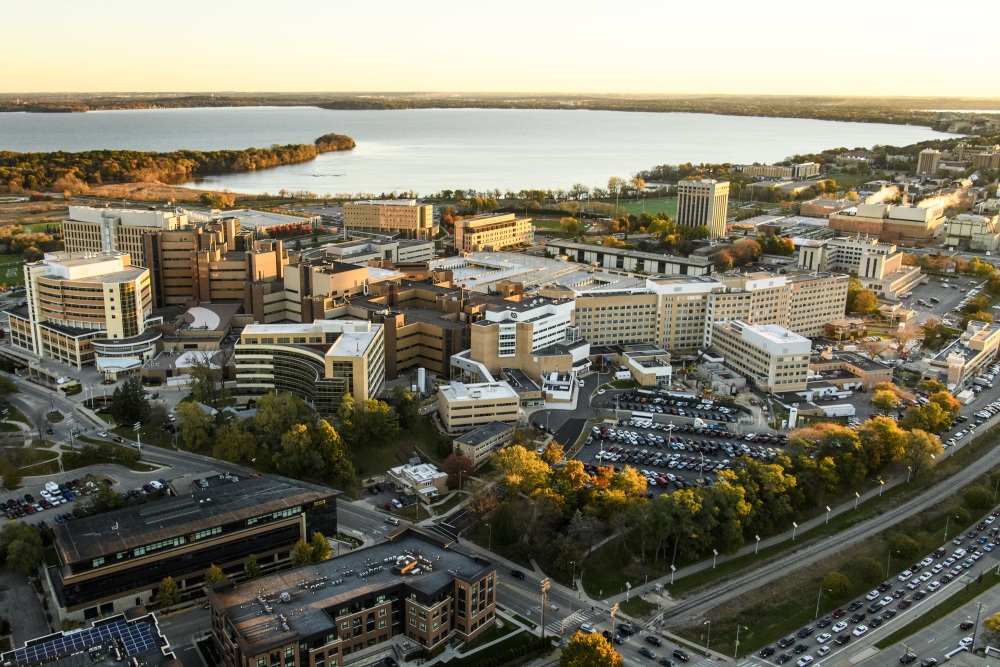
[917,148,941,176]
[62,206,187,268]
[454,213,534,252]
[710,321,811,392]
[343,200,437,240]
[676,179,730,239]
[9,252,154,369]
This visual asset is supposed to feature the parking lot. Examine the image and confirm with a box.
[898,276,986,326]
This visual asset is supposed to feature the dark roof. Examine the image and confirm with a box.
[206,527,494,655]
[54,475,338,565]
[455,422,514,446]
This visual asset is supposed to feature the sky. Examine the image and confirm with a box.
[3,0,999,98]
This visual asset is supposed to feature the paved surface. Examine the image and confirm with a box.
[0,569,49,646]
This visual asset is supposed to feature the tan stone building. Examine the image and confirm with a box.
[809,349,893,389]
[343,200,437,240]
[454,213,533,252]
[828,203,946,246]
[677,179,730,239]
[9,252,155,369]
[437,381,520,432]
[234,319,385,413]
[62,205,186,268]
[710,321,811,393]
[453,422,515,468]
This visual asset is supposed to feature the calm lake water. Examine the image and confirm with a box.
[0,106,958,196]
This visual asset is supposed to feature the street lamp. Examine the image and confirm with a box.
[734,625,748,659]
[792,521,799,541]
[485,522,492,551]
[879,478,885,497]
[816,587,832,618]
[540,579,551,640]
[610,602,620,642]
[569,560,576,590]
[945,515,960,542]
[755,534,761,555]
[855,491,861,510]
[907,466,913,483]
[825,505,832,524]
[887,550,900,578]
[704,620,712,649]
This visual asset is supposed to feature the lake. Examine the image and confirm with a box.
[0,106,958,196]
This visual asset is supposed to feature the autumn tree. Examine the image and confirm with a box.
[204,564,227,585]
[157,576,181,608]
[846,277,878,314]
[560,217,580,237]
[290,540,313,566]
[871,389,900,414]
[561,632,623,667]
[929,391,961,417]
[441,454,474,490]
[857,417,906,471]
[244,554,262,580]
[901,429,943,478]
[309,532,331,562]
[900,401,953,435]
[492,445,553,496]
[176,401,214,453]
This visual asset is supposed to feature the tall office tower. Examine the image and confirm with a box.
[676,179,730,239]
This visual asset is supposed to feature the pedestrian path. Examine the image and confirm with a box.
[543,607,602,637]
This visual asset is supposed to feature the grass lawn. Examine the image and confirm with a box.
[0,446,59,470]
[393,503,431,522]
[875,572,1000,649]
[349,416,444,480]
[458,622,515,652]
[445,631,553,667]
[620,597,657,617]
[0,256,26,286]
[48,411,64,423]
[582,542,663,600]
[622,197,676,218]
[3,405,29,424]
[431,492,467,516]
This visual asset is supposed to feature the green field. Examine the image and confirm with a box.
[0,256,25,286]
[622,197,677,217]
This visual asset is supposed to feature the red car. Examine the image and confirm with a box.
[898,598,913,609]
[831,609,847,619]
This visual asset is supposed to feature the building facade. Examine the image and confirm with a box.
[545,240,714,276]
[710,321,811,392]
[676,179,730,239]
[454,213,533,252]
[453,422,515,468]
[797,237,922,300]
[737,162,820,179]
[343,200,437,240]
[235,320,386,413]
[207,528,497,667]
[917,149,941,175]
[828,203,946,246]
[437,381,520,432]
[9,252,154,369]
[48,474,338,622]
[62,206,187,268]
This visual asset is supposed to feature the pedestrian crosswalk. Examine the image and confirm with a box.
[545,607,601,636]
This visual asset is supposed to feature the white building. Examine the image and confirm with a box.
[437,381,521,432]
[710,321,812,393]
[677,179,730,239]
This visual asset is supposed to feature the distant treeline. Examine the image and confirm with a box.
[0,133,355,192]
[4,93,1000,130]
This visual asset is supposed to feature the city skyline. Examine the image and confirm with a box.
[4,0,1000,98]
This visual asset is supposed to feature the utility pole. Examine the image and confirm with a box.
[540,579,551,640]
[610,602,620,642]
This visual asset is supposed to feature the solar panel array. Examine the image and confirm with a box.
[12,620,157,667]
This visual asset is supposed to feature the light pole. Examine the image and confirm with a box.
[879,478,885,497]
[816,587,832,618]
[569,560,576,590]
[704,620,712,649]
[540,579,551,640]
[610,602,620,642]
[945,515,960,542]
[486,522,492,551]
[887,550,900,578]
[712,548,719,569]
[792,521,799,541]
[755,534,761,555]
[734,625,747,659]
[972,602,984,652]
[855,491,861,510]
[907,466,913,483]
[825,505,832,524]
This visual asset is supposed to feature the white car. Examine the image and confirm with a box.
[880,596,893,607]
[97,431,108,437]
[960,637,973,648]
[927,581,941,592]
[796,657,814,667]
[919,572,933,582]
[832,622,848,633]
[816,633,832,644]
[816,646,831,657]
[920,557,933,567]
[853,625,869,637]
[865,589,880,600]
[931,564,944,573]
[898,570,914,581]
[580,623,596,634]
[597,389,606,395]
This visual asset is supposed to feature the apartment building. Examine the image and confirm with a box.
[676,179,730,239]
[786,272,851,336]
[917,149,941,175]
[797,237,921,300]
[207,528,497,667]
[62,206,186,268]
[737,162,820,179]
[710,321,811,393]
[343,200,437,240]
[234,319,385,413]
[9,252,154,369]
[49,474,338,622]
[454,213,533,252]
[437,381,520,432]
[453,422,515,468]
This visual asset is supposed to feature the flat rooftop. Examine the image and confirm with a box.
[439,381,518,402]
[206,528,493,656]
[327,329,379,358]
[455,421,514,447]
[54,475,336,565]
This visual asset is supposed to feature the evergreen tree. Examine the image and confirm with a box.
[244,554,262,580]
[157,576,181,608]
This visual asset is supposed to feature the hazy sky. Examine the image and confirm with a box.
[4,0,998,98]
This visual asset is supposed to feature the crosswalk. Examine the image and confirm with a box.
[545,607,601,636]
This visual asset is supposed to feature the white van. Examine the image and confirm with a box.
[44,481,60,494]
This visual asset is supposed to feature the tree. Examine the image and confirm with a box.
[441,454,474,490]
[204,564,227,585]
[348,399,400,447]
[110,376,151,426]
[31,408,52,442]
[212,422,262,466]
[964,484,994,512]
[0,522,42,575]
[887,533,921,560]
[309,532,331,562]
[560,217,580,237]
[821,571,853,600]
[901,429,943,478]
[188,357,233,412]
[1,465,21,491]
[858,417,906,471]
[157,576,181,608]
[918,379,948,394]
[846,277,878,314]
[560,631,623,667]
[176,401,214,452]
[491,445,553,496]
[929,391,961,417]
[900,402,952,435]
[388,386,420,429]
[871,389,900,414]
[89,484,127,513]
[290,539,313,566]
[541,441,565,466]
[252,392,314,450]
[984,612,1000,638]
[244,553,262,580]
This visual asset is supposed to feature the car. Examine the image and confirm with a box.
[898,598,913,609]
[793,644,809,655]
[831,608,847,619]
[816,646,831,658]
[835,634,851,646]
[796,657,814,667]
[816,633,832,644]
[776,654,793,665]
[778,636,796,649]
[639,648,657,659]
[960,621,975,630]
[832,621,848,633]
[672,650,689,662]
[760,647,776,658]
[913,591,927,601]
[960,637,973,648]
[598,389,606,395]
[112,436,124,443]
[853,625,869,637]
[870,616,884,628]
[900,654,918,664]
[659,660,675,667]
[865,590,880,600]
[848,601,864,611]
[797,626,814,638]
[579,623,596,634]
[97,431,108,437]
[816,616,832,628]
[898,570,914,581]
[883,609,897,619]
[509,570,525,580]
[850,612,866,623]
[645,636,662,647]
[921,660,938,667]
[927,581,941,592]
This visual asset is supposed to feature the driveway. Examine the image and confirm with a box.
[0,568,49,645]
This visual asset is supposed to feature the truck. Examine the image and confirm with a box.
[823,404,857,418]
[974,377,993,388]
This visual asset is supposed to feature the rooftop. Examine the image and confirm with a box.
[327,329,379,358]
[54,475,336,565]
[206,528,493,655]
[438,381,518,403]
[455,422,515,447]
